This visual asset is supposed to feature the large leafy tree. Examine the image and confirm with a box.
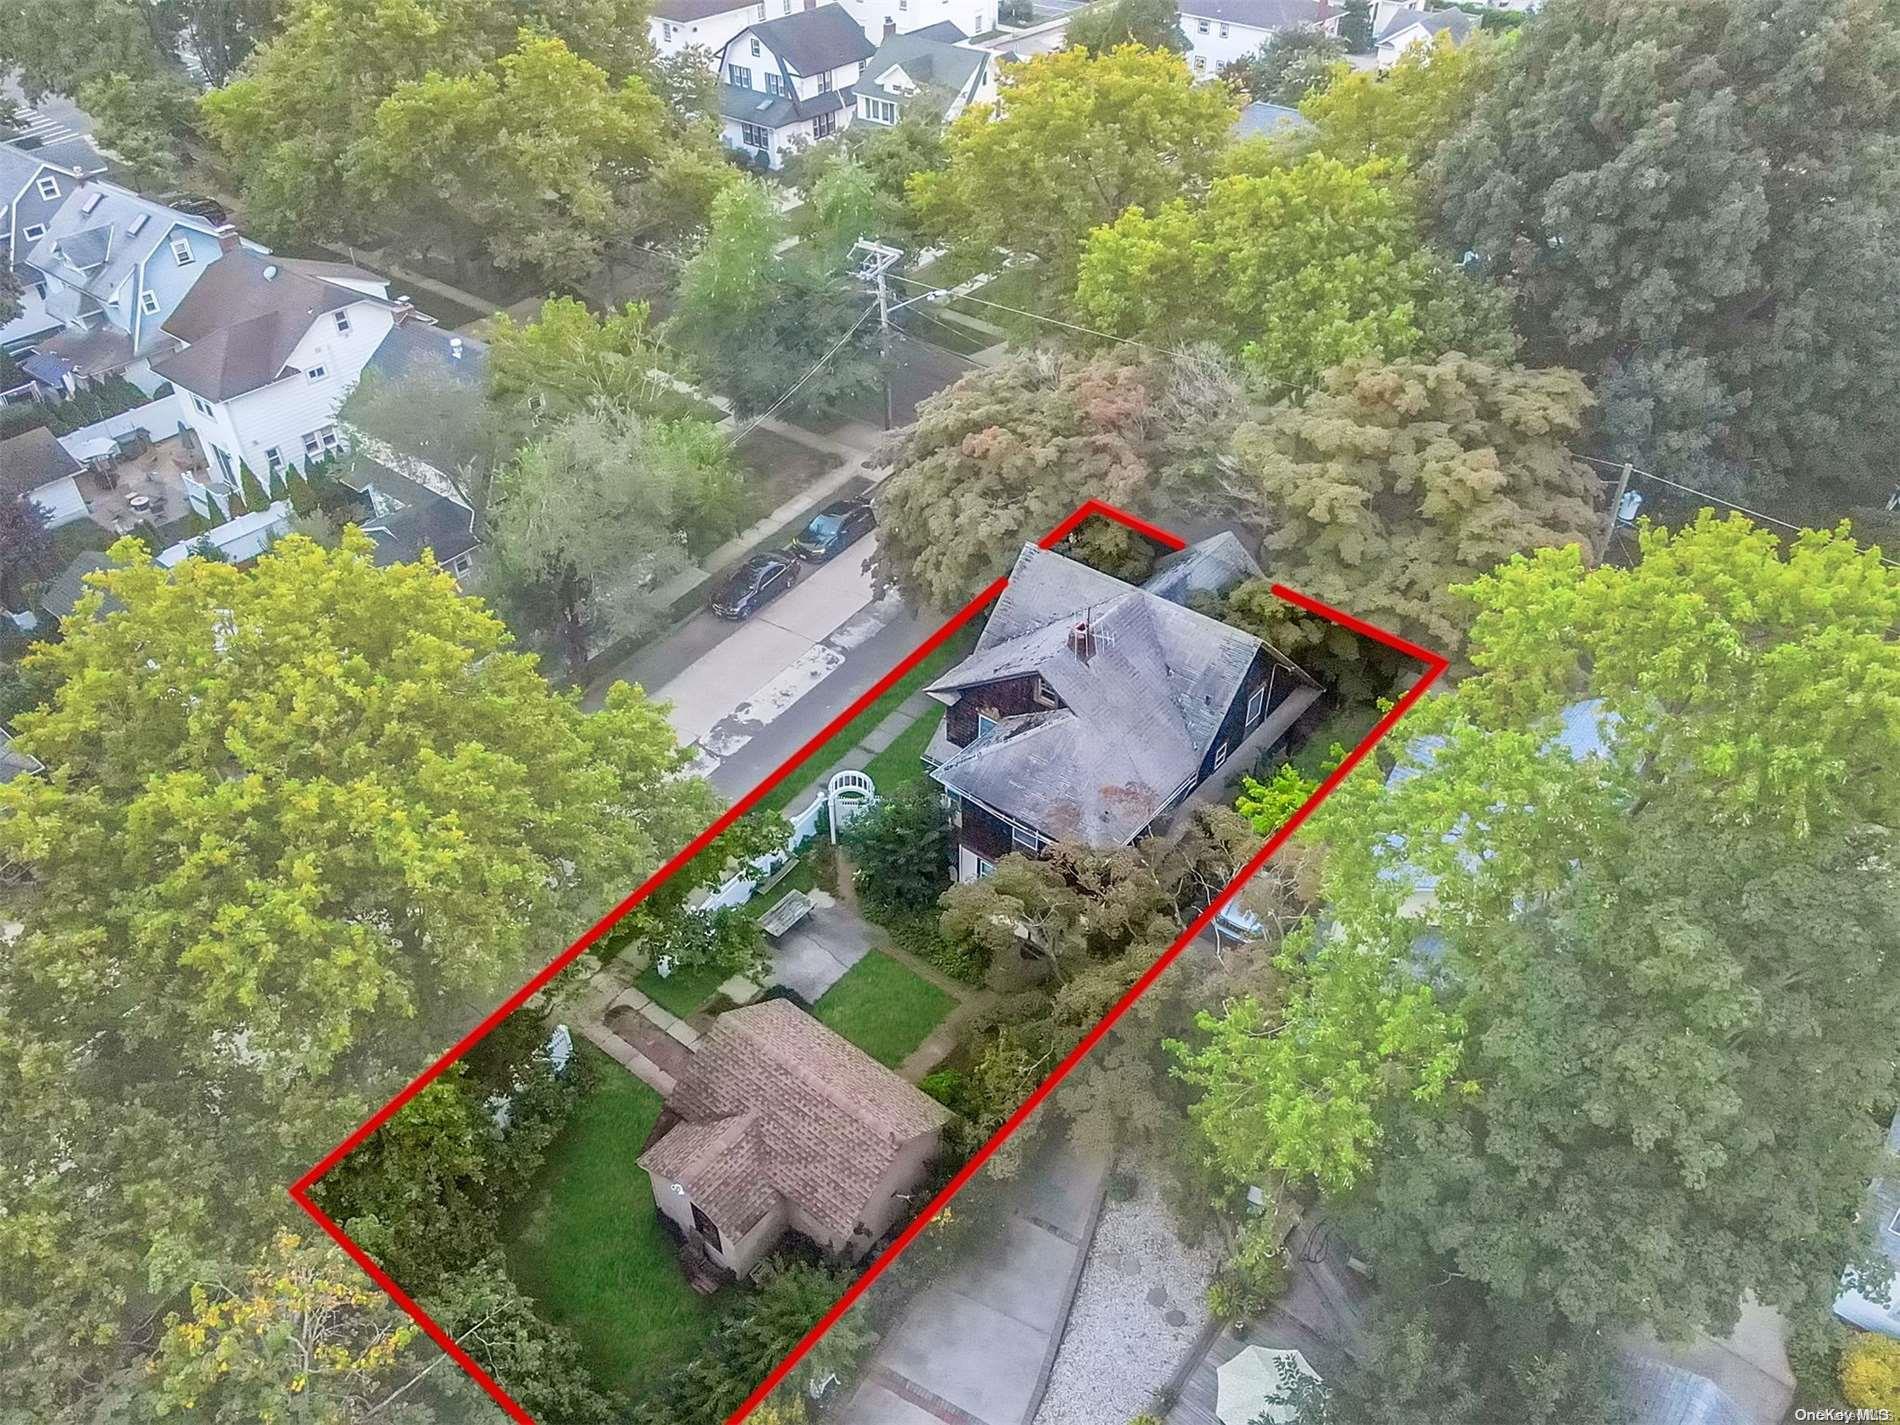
[1302,28,1501,171]
[0,532,721,1412]
[1064,0,1189,56]
[1430,0,1900,508]
[1178,513,1900,1362]
[0,494,54,611]
[1221,24,1344,105]
[1210,355,1600,674]
[870,351,1160,608]
[348,31,674,286]
[485,296,675,427]
[910,44,1237,297]
[0,0,166,100]
[1075,155,1511,391]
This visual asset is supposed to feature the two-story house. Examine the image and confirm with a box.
[654,0,991,61]
[1370,1,1474,65]
[15,180,239,395]
[922,535,1321,882]
[716,4,877,167]
[853,22,995,127]
[0,139,107,356]
[1180,0,1339,76]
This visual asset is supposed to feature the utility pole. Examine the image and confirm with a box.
[1599,460,1633,561]
[850,238,903,431]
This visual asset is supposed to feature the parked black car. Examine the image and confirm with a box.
[710,549,800,619]
[790,499,875,562]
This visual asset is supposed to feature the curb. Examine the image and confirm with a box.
[1020,1147,1115,1425]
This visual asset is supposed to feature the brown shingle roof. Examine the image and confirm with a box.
[639,1000,949,1240]
[0,427,83,497]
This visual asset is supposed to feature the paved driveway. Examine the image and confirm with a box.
[839,1136,1110,1425]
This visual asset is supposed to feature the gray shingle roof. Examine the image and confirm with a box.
[638,1000,950,1240]
[1234,101,1313,139]
[365,318,487,388]
[926,541,1290,845]
[1178,0,1336,27]
[748,4,875,74]
[1616,1356,1750,1425]
[1375,4,1474,43]
[855,29,989,111]
[40,551,121,622]
[0,138,97,204]
[153,248,389,401]
[718,82,850,129]
[652,0,754,18]
[0,427,84,496]
[1835,1109,1900,1335]
[1143,528,1261,603]
[23,182,222,322]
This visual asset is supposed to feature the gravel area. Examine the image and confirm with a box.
[1032,1168,1220,1425]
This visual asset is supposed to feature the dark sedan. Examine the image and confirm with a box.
[710,549,800,620]
[790,499,875,562]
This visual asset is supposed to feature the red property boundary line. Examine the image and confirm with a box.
[288,498,1448,1425]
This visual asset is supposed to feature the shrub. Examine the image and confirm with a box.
[843,780,948,915]
[920,1068,971,1115]
[652,905,769,983]
[882,906,988,984]
[1841,1333,1900,1413]
[237,462,271,511]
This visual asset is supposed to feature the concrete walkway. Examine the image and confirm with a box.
[839,1132,1113,1425]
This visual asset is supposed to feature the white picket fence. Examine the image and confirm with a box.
[697,792,828,913]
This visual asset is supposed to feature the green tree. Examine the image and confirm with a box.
[1075,154,1511,391]
[78,70,200,191]
[0,531,720,1412]
[339,362,512,525]
[1302,28,1499,170]
[168,0,289,85]
[481,402,743,673]
[1842,1333,1900,1415]
[1431,0,1900,508]
[1221,24,1344,104]
[1178,514,1900,1353]
[347,31,673,285]
[911,44,1237,297]
[842,780,949,915]
[0,495,54,611]
[1338,0,1372,51]
[485,297,675,426]
[786,109,947,251]
[1065,0,1189,56]
[871,351,1160,609]
[1212,355,1599,675]
[0,0,165,101]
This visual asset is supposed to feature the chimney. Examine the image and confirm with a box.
[391,298,416,326]
[1067,618,1095,663]
[884,15,896,35]
[449,336,464,360]
[214,223,241,255]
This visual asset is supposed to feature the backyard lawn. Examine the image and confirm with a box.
[811,950,955,1068]
[502,1045,726,1401]
[634,958,731,1018]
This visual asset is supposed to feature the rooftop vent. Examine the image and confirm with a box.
[262,263,279,280]
[449,336,464,360]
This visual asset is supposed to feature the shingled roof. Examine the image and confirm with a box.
[639,1000,949,1241]
[926,539,1311,845]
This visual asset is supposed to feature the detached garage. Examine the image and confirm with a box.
[0,427,90,528]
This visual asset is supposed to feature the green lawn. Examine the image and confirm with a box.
[634,958,731,1018]
[502,1046,727,1401]
[861,706,944,796]
[811,951,955,1068]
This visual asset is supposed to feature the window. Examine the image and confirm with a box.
[1193,54,1208,71]
[862,96,897,123]
[783,0,792,12]
[755,1,765,15]
[976,712,997,738]
[813,110,836,139]
[334,310,351,336]
[661,20,672,39]
[306,364,328,382]
[191,394,215,417]
[690,1203,724,1250]
[1219,21,1228,35]
[740,121,771,149]
[728,63,753,88]
[1246,684,1265,726]
[212,446,235,481]
[766,71,783,94]
[35,175,60,201]
[21,224,44,242]
[1032,674,1057,707]
[171,237,195,266]
[973,855,995,879]
[265,447,284,477]
[139,290,160,315]
[303,425,341,458]
[749,36,761,54]
[447,552,473,577]
[1011,824,1039,853]
[1197,17,1208,32]
[816,69,833,92]
[900,0,907,8]
[1213,739,1231,769]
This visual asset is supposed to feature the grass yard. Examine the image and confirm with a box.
[861,706,944,796]
[502,1045,727,1402]
[811,950,955,1068]
[634,958,731,1018]
[733,427,842,524]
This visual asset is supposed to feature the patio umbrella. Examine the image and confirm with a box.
[1215,1345,1321,1425]
[66,435,117,463]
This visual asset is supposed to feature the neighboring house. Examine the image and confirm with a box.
[39,550,122,624]
[638,999,951,1279]
[1234,100,1313,140]
[0,427,90,528]
[343,461,482,581]
[151,247,482,521]
[652,0,993,61]
[1370,0,1475,64]
[1835,1109,1900,1339]
[716,4,877,167]
[1180,0,1339,76]
[854,22,995,126]
[0,726,44,783]
[16,181,241,395]
[155,501,294,567]
[923,534,1321,883]
[0,138,107,354]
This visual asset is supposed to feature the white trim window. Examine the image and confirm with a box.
[750,36,761,54]
[1032,674,1057,707]
[334,309,351,336]
[140,290,160,315]
[171,236,195,266]
[21,223,45,242]
[35,175,60,201]
[861,96,897,123]
[728,63,754,88]
[975,712,997,738]
[191,394,215,417]
[661,21,673,40]
[816,69,833,92]
[1010,824,1040,853]
[1196,17,1209,32]
[813,109,836,139]
[740,120,771,149]
[1246,684,1265,726]
[974,855,995,879]
[1219,20,1228,35]
[306,364,328,382]
[212,446,235,481]
[265,447,284,478]
[767,72,784,94]
[302,425,341,458]
[1213,739,1232,769]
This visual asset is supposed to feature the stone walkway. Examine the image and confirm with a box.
[566,957,701,1096]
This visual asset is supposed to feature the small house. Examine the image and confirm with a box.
[0,427,90,528]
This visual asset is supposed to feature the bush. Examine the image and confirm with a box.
[652,905,769,983]
[1841,1332,1900,1413]
[920,1068,971,1115]
[843,780,948,915]
[0,376,150,440]
[884,908,987,984]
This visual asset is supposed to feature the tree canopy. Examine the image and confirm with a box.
[911,44,1237,298]
[1222,24,1344,105]
[1064,0,1189,56]
[0,531,721,1412]
[1075,154,1511,391]
[1430,0,1900,508]
[1302,28,1501,171]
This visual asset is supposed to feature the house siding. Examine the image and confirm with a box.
[945,674,1049,747]
[1192,649,1289,785]
[956,798,1017,865]
[1182,8,1340,74]
[29,475,89,530]
[717,25,866,169]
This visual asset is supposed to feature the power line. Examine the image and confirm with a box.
[723,300,880,447]
[1578,453,1899,567]
[882,271,1170,355]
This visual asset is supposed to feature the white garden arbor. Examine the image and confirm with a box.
[827,769,876,844]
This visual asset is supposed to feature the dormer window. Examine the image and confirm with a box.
[1032,675,1057,707]
[750,36,761,54]
[21,223,45,242]
[976,712,997,738]
[171,237,194,267]
[36,175,60,201]
[817,69,833,92]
